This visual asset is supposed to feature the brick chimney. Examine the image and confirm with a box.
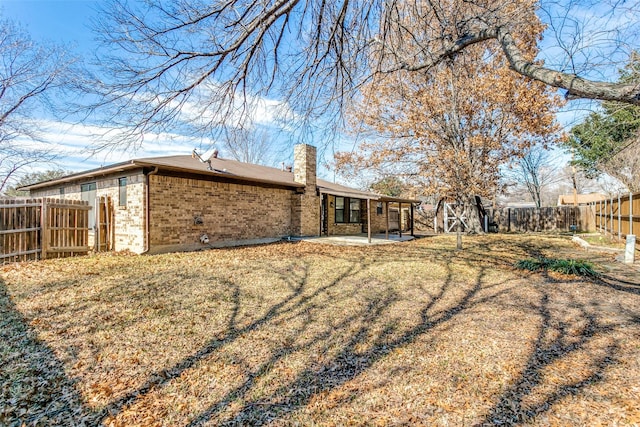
[291,144,320,236]
[293,144,317,192]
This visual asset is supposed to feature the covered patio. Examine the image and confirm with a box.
[317,181,420,244]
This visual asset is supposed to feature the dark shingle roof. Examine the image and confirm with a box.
[20,154,419,203]
[135,155,301,187]
[20,155,302,190]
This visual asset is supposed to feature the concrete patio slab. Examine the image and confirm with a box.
[294,233,415,246]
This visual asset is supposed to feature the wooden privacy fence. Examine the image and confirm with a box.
[594,191,639,239]
[430,205,595,233]
[491,206,595,233]
[0,198,90,264]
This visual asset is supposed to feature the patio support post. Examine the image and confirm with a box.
[385,202,389,239]
[411,203,414,237]
[367,199,371,244]
[399,203,402,238]
[319,193,323,237]
[327,195,330,237]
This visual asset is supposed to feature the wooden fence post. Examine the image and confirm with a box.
[604,199,607,235]
[631,192,634,236]
[629,191,633,234]
[599,200,602,232]
[609,196,613,236]
[40,199,48,260]
[618,194,621,240]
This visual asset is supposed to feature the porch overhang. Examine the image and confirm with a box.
[379,196,421,204]
[317,188,420,244]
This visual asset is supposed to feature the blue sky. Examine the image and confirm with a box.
[2,0,336,178]
[1,0,97,53]
[1,0,227,172]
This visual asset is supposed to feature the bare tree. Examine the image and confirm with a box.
[503,145,561,208]
[0,17,79,193]
[597,136,640,192]
[221,126,285,166]
[3,169,69,197]
[89,0,640,148]
[0,145,57,194]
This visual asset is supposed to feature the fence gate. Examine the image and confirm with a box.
[444,203,468,233]
[95,196,115,252]
[0,198,90,264]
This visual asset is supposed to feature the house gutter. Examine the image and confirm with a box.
[143,167,159,254]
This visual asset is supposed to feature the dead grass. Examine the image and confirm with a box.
[579,233,627,249]
[1,234,639,426]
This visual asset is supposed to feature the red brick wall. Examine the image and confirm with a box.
[148,174,293,251]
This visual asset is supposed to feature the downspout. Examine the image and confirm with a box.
[143,167,159,254]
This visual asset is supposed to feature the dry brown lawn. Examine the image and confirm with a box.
[1,234,639,426]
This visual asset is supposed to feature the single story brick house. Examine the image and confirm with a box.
[22,144,417,254]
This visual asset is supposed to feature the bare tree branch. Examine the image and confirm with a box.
[503,145,561,208]
[87,0,640,149]
[0,17,77,192]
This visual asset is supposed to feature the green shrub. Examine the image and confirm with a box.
[515,257,599,278]
[515,258,546,271]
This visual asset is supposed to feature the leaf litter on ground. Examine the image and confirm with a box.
[1,234,639,426]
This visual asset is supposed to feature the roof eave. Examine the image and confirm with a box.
[317,186,420,204]
[21,159,304,191]
[378,196,421,204]
[19,160,139,191]
[131,161,303,188]
[318,187,380,200]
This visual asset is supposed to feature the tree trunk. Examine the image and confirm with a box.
[456,203,463,250]
[462,196,484,234]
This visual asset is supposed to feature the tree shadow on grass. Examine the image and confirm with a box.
[185,260,491,425]
[477,291,618,426]
[0,279,98,426]
[401,238,625,426]
[6,236,628,425]
[596,272,640,295]
[93,255,373,423]
[475,234,624,425]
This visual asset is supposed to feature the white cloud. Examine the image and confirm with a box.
[170,81,299,131]
[11,119,217,174]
